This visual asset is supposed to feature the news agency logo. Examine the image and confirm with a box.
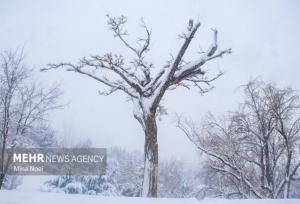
[5,148,106,175]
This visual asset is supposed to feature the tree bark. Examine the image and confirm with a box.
[284,151,292,198]
[141,114,158,197]
[0,173,4,189]
[0,135,7,190]
[263,141,272,187]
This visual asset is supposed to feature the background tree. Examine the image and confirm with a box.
[178,79,300,198]
[42,15,231,197]
[158,159,202,198]
[0,50,61,189]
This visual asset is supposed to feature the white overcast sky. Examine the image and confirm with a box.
[1,0,300,162]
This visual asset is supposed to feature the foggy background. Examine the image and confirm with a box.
[0,0,299,164]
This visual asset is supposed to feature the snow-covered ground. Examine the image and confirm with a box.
[0,190,198,204]
[0,190,298,204]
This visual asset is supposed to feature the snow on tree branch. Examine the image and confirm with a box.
[42,58,139,98]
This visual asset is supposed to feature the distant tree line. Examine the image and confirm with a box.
[44,146,201,198]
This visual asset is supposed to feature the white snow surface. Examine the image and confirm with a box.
[0,190,299,204]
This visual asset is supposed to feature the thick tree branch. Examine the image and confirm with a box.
[42,62,138,98]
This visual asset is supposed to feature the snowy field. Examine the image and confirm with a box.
[0,190,299,204]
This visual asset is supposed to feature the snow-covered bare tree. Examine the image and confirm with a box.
[178,79,300,198]
[42,15,231,197]
[0,50,61,189]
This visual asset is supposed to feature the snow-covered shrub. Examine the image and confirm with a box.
[2,176,23,190]
[64,182,87,194]
[46,175,119,196]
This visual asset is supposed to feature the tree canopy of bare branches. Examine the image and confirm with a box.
[42,15,231,197]
[178,79,300,198]
[0,50,61,189]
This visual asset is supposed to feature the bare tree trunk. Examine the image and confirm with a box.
[284,151,292,198]
[141,114,158,197]
[260,146,265,186]
[263,141,272,187]
[0,133,7,190]
[0,174,5,189]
